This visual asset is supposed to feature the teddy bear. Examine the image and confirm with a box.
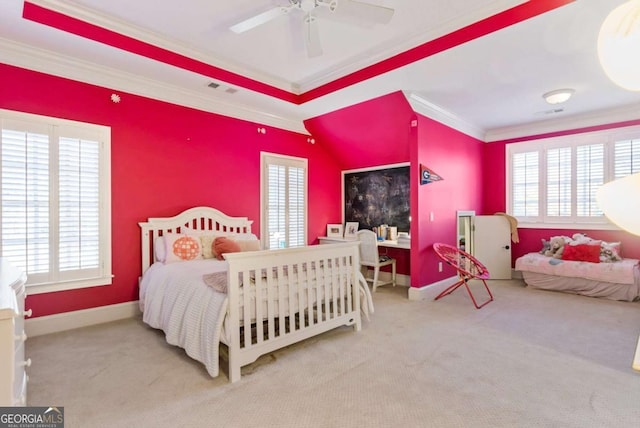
[544,236,568,259]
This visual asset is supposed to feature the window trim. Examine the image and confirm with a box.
[506,125,640,230]
[260,151,308,249]
[0,108,112,295]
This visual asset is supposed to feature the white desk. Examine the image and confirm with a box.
[318,236,410,250]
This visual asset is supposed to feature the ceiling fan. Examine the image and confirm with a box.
[230,0,395,58]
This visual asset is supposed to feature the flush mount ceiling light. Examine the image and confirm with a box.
[598,0,640,91]
[543,89,575,104]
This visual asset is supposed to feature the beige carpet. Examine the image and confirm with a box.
[27,280,640,428]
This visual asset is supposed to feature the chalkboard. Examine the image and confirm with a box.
[343,164,410,232]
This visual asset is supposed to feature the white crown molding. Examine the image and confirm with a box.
[295,0,529,93]
[404,91,486,141]
[0,37,307,134]
[27,0,294,93]
[485,104,640,142]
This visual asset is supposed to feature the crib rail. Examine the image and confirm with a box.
[224,242,361,382]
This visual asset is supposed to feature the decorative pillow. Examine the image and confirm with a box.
[164,233,202,263]
[561,244,601,263]
[154,236,166,262]
[199,235,220,259]
[600,241,622,263]
[214,236,242,260]
[237,240,261,252]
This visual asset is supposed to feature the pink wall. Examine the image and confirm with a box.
[304,91,414,170]
[0,63,342,317]
[412,115,485,287]
[483,140,640,261]
[305,93,487,288]
[304,91,415,274]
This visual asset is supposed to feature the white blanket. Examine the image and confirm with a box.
[139,259,228,377]
[139,259,375,379]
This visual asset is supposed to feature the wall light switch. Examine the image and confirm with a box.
[430,212,434,222]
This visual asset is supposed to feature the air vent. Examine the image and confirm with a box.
[207,81,238,95]
[535,107,565,116]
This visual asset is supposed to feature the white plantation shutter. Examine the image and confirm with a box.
[546,147,571,217]
[262,153,307,249]
[614,138,640,178]
[58,136,101,278]
[1,127,50,280]
[576,144,603,217]
[511,151,539,217]
[0,110,111,293]
[507,125,640,227]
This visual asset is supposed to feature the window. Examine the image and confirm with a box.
[507,126,640,228]
[261,152,307,249]
[0,109,111,294]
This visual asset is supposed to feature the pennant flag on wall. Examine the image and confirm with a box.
[420,164,443,185]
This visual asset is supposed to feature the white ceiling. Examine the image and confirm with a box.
[1,0,639,141]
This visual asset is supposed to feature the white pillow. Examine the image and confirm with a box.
[154,236,166,262]
[163,232,203,263]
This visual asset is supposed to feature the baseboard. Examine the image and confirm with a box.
[633,335,640,372]
[407,276,458,301]
[25,301,141,337]
[369,271,410,287]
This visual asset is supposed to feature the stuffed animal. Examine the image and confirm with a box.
[570,233,598,246]
[544,236,568,259]
[539,238,550,255]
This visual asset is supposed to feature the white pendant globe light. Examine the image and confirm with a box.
[597,0,640,91]
[596,172,640,236]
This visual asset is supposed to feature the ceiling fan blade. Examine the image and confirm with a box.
[304,14,323,58]
[230,6,291,33]
[319,0,394,27]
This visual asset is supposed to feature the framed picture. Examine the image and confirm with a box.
[344,222,359,239]
[326,224,344,238]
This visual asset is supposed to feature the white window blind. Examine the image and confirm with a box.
[576,144,603,217]
[546,147,571,217]
[0,110,111,294]
[261,152,307,249]
[507,125,640,228]
[614,138,640,178]
[511,151,539,217]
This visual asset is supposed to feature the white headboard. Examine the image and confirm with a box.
[138,206,253,274]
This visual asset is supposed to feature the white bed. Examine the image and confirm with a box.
[139,207,371,382]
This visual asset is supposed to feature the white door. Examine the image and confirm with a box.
[472,215,512,279]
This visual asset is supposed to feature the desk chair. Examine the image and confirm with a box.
[357,229,396,292]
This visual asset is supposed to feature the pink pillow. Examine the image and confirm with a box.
[214,237,242,260]
[561,244,600,263]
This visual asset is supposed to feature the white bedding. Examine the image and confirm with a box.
[139,258,375,378]
[140,259,228,377]
[515,252,640,301]
[515,252,639,284]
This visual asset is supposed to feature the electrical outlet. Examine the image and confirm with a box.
[438,261,443,272]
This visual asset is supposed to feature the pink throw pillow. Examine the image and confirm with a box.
[561,244,600,263]
[214,237,242,260]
